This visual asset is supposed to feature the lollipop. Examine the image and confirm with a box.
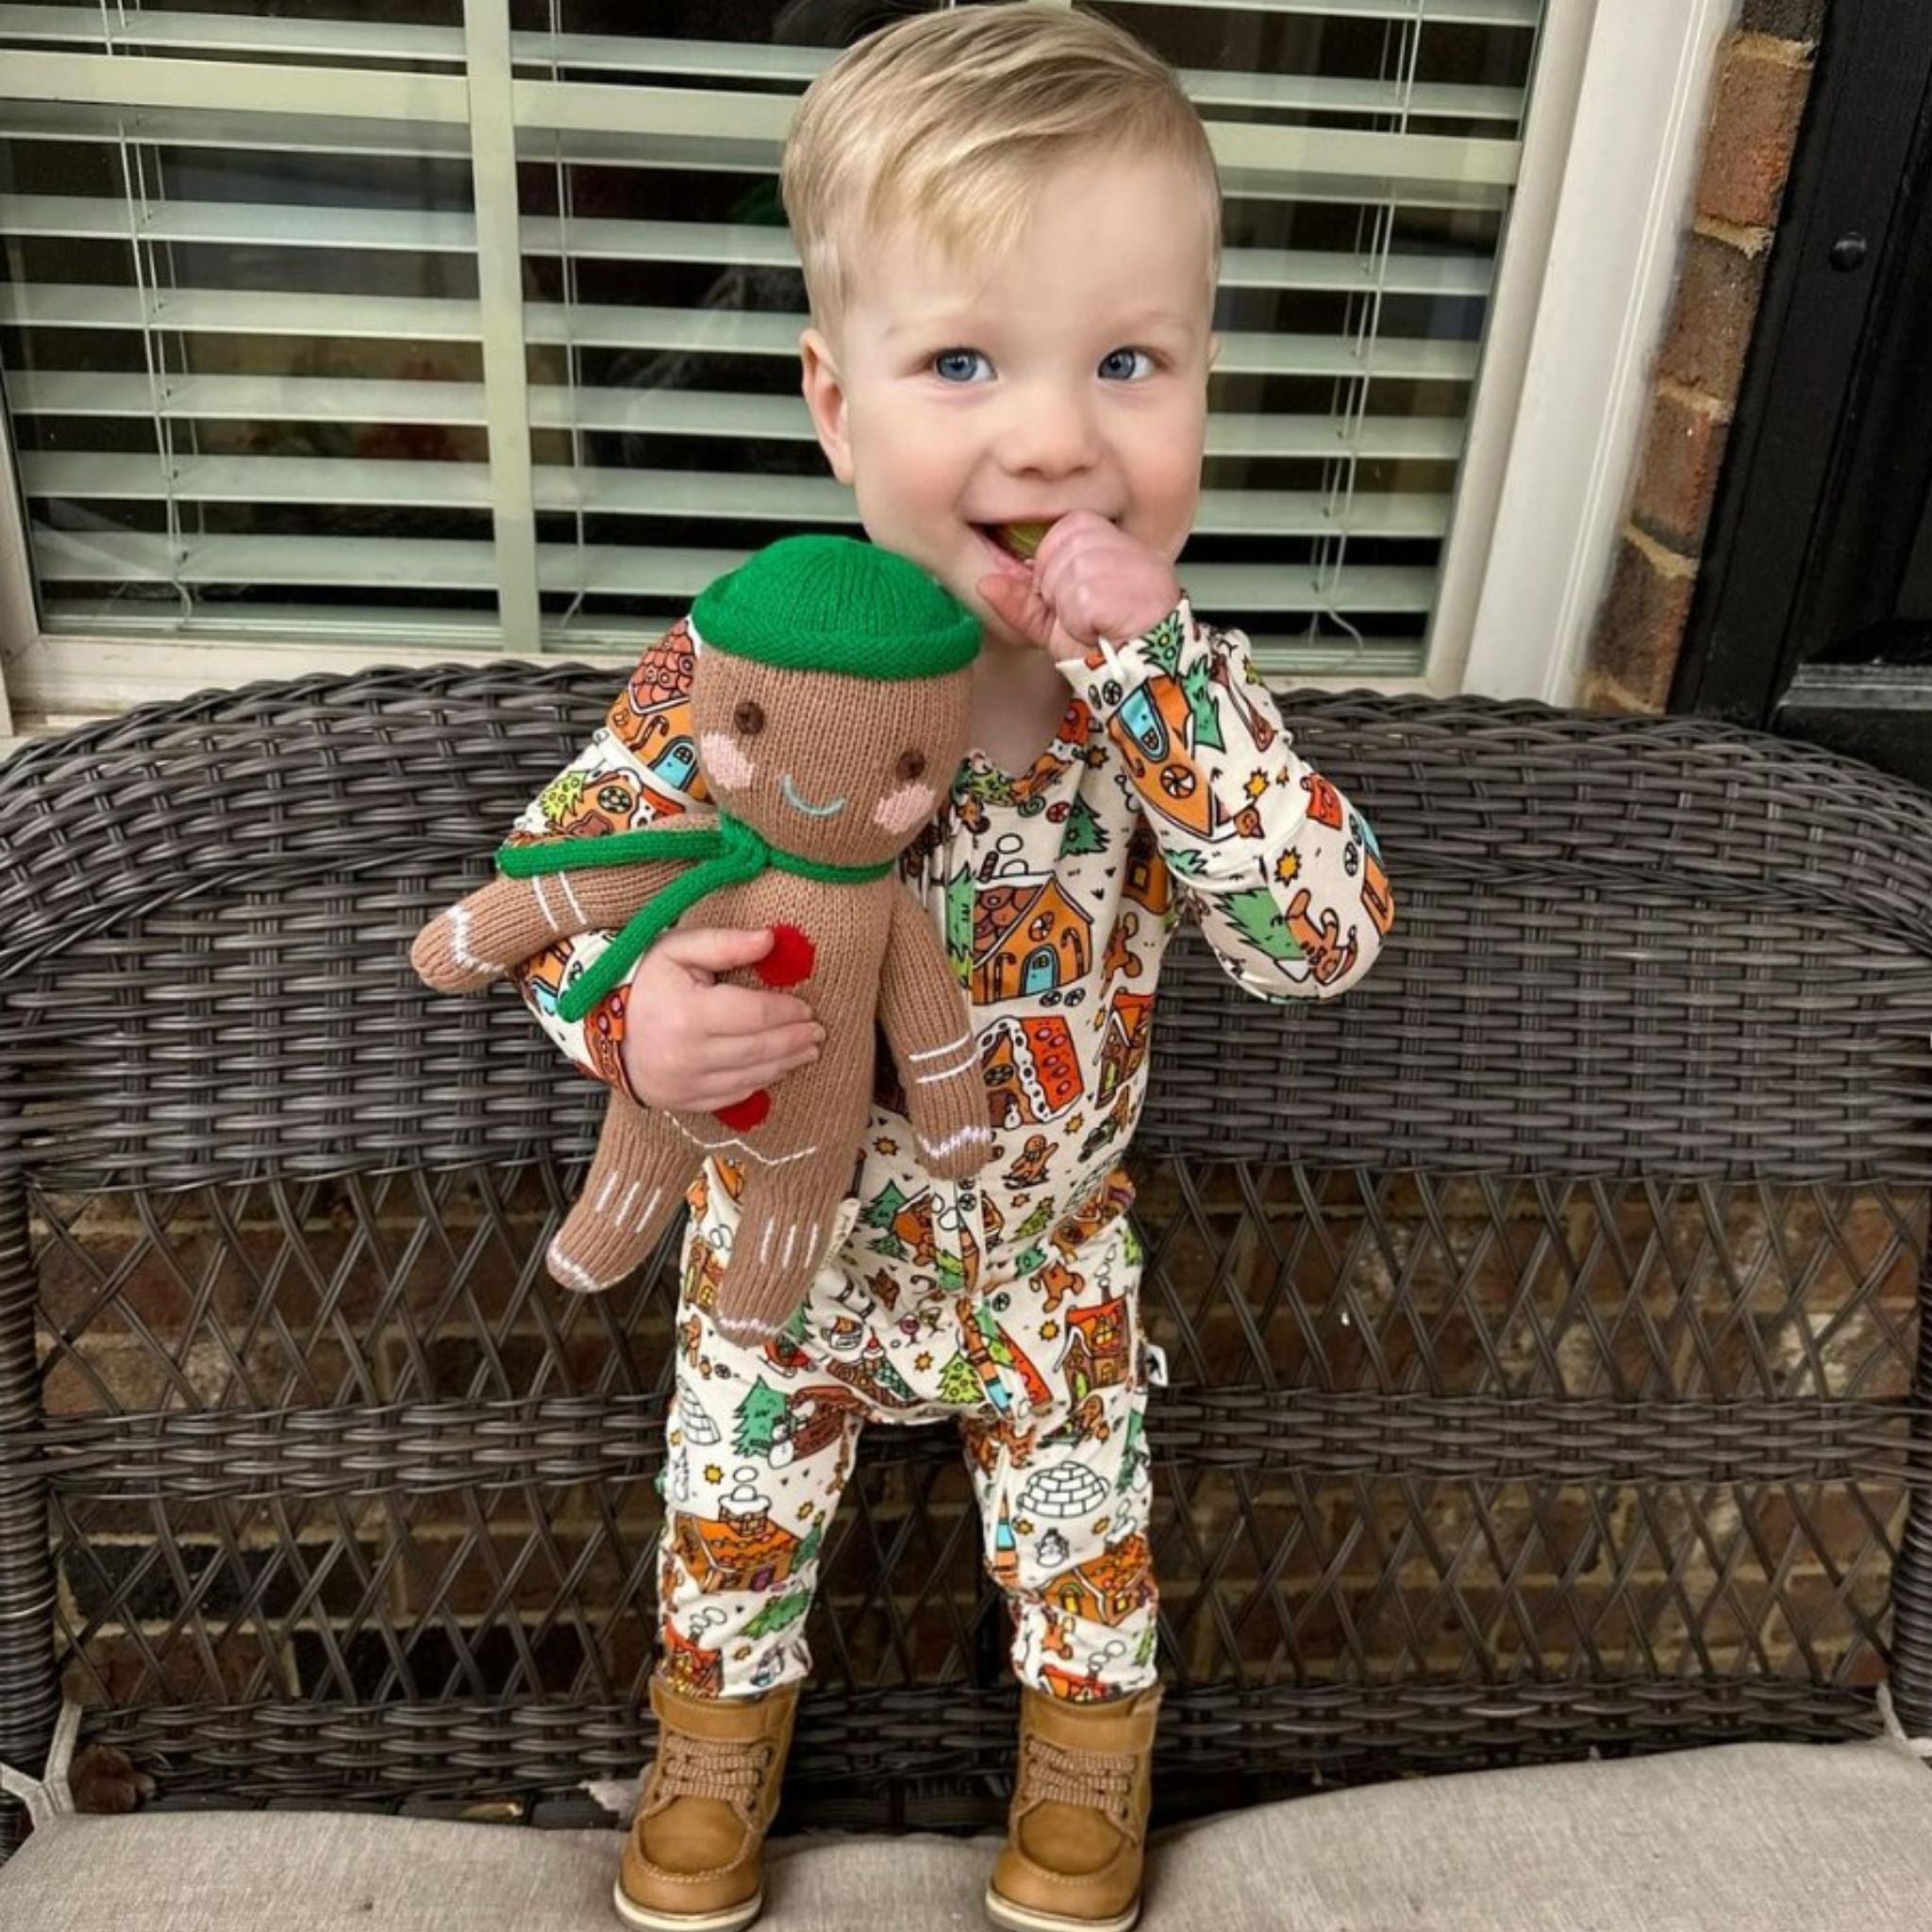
[999,521,1052,562]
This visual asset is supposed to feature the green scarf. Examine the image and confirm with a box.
[497,813,892,1024]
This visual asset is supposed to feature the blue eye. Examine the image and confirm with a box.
[1101,348,1157,380]
[933,348,991,382]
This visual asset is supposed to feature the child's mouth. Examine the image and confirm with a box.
[974,522,1051,571]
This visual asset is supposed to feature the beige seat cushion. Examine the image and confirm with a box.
[1,1738,1928,1929]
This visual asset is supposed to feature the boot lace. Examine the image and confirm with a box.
[1022,1734,1139,1837]
[655,1731,774,1824]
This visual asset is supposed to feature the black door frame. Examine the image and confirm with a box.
[1672,0,1932,784]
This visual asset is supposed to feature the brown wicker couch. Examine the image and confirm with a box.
[0,669,1929,1891]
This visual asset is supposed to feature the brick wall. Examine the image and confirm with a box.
[1583,0,1825,712]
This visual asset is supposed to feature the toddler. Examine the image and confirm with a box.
[491,8,1393,1928]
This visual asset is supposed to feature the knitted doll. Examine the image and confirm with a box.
[410,535,996,1341]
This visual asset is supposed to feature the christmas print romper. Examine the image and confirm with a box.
[509,595,1394,1703]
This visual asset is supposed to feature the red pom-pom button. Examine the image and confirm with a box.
[714,1090,772,1132]
[755,924,815,988]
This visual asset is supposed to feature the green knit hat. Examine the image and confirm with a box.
[691,534,981,680]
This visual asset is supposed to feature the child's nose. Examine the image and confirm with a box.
[999,384,1099,476]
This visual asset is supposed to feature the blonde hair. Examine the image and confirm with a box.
[781,4,1223,341]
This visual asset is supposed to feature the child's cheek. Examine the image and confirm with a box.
[873,780,938,834]
[700,731,757,790]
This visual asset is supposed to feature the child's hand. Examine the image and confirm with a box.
[976,511,1181,662]
[620,928,824,1112]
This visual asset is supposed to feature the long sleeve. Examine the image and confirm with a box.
[1056,596,1393,1002]
[506,617,709,1085]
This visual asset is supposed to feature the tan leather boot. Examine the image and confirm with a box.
[986,1683,1161,1932]
[613,1672,801,1932]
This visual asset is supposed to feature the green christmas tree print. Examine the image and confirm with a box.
[859,1181,910,1258]
[1220,887,1305,961]
[1057,794,1108,858]
[1014,1200,1055,1243]
[867,1344,919,1407]
[732,1377,790,1457]
[861,1182,909,1229]
[1139,608,1186,675]
[742,1588,811,1640]
[959,766,1022,808]
[538,768,586,825]
[938,1353,982,1405]
[944,864,974,983]
[1181,656,1225,754]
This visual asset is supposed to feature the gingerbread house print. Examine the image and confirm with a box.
[673,1471,801,1595]
[972,874,1092,1005]
[983,1013,1083,1128]
[608,622,702,787]
[660,1620,724,1697]
[1044,1532,1155,1628]
[825,1335,918,1411]
[1095,991,1155,1104]
[557,767,688,840]
[1112,673,1223,840]
[1062,1296,1128,1404]
[1123,825,1172,919]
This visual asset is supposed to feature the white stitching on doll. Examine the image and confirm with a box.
[547,1241,601,1292]
[662,1113,821,1167]
[915,1058,976,1086]
[448,905,502,974]
[907,1031,974,1061]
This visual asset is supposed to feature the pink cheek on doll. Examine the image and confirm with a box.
[873,780,938,835]
[700,731,757,791]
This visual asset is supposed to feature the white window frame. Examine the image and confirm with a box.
[0,0,1738,729]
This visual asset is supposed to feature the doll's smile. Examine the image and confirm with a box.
[780,772,847,818]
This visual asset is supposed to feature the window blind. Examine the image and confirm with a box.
[0,0,1544,680]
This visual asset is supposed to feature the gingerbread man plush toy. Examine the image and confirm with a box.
[411,534,995,1341]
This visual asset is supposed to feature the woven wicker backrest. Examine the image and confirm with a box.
[0,670,1929,1849]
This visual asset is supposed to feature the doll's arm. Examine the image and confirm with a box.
[410,829,697,995]
[878,887,994,1180]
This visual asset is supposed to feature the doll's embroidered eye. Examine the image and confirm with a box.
[734,699,765,736]
[895,749,927,783]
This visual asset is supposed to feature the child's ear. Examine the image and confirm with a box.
[799,326,855,486]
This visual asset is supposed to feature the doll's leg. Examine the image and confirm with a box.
[547,1091,695,1292]
[708,1145,870,1346]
